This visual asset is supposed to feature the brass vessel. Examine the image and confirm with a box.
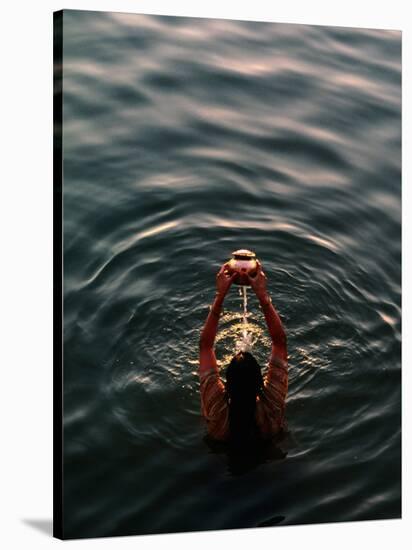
[227,249,257,286]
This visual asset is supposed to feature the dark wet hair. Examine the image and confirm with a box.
[225,351,264,446]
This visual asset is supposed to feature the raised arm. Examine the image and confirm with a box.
[247,261,287,364]
[199,264,236,378]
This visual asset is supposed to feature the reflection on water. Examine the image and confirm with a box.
[216,308,271,366]
[62,10,401,539]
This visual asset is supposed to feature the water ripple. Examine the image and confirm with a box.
[62,11,401,538]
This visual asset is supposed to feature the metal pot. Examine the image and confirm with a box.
[227,249,257,286]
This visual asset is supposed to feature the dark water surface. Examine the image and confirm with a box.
[62,10,401,539]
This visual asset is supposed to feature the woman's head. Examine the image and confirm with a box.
[225,351,263,402]
[225,351,263,445]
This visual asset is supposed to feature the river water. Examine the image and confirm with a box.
[61,10,401,539]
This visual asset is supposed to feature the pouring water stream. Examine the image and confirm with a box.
[235,285,254,353]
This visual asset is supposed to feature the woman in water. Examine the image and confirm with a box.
[199,260,288,446]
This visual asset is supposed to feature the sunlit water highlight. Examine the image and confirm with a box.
[61,11,401,539]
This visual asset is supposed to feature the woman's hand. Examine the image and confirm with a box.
[247,260,269,300]
[216,263,236,297]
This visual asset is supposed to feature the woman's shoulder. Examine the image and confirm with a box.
[263,356,288,399]
[199,368,226,394]
[257,370,287,436]
[199,369,229,441]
